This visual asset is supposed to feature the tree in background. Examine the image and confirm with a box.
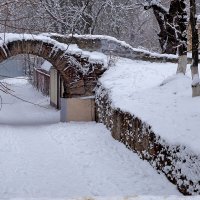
[40,0,114,34]
[175,0,187,74]
[0,0,49,33]
[2,0,200,56]
[144,0,188,75]
[38,0,160,51]
[0,0,161,52]
[190,0,200,97]
[143,0,187,55]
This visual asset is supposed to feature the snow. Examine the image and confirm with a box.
[0,78,180,199]
[40,60,52,72]
[100,58,177,97]
[99,58,200,154]
[192,74,200,86]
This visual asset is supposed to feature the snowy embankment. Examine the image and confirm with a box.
[0,78,180,198]
[100,58,200,154]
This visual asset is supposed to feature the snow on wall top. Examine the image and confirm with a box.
[41,33,179,60]
[0,33,109,71]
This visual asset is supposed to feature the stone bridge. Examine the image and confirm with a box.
[0,33,108,98]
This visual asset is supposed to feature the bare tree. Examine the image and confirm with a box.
[0,0,176,54]
[38,0,160,51]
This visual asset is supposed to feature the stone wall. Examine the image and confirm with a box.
[95,84,200,195]
[51,34,179,63]
[63,62,106,98]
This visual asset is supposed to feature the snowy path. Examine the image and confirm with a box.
[0,78,180,199]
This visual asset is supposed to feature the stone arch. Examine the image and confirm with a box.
[0,34,106,98]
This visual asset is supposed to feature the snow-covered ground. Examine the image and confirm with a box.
[0,78,180,199]
[100,58,200,153]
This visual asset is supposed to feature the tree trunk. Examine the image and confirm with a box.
[176,0,187,74]
[190,0,200,97]
[177,55,187,74]
[144,3,178,54]
[144,0,187,57]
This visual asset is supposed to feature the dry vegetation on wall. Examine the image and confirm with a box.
[95,84,200,195]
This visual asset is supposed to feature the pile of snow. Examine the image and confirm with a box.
[100,58,200,153]
[0,78,180,198]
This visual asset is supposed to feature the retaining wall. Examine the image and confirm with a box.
[95,84,200,195]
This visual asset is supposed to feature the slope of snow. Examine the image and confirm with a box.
[0,78,180,199]
[100,58,200,153]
